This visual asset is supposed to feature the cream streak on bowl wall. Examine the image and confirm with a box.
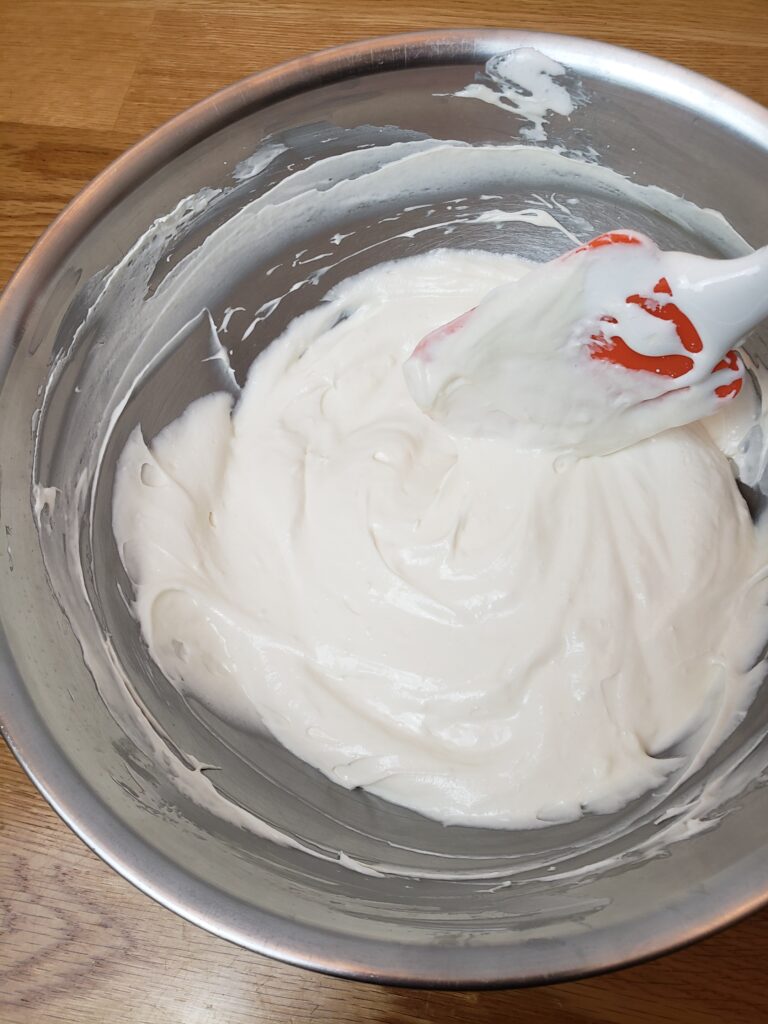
[451,47,577,141]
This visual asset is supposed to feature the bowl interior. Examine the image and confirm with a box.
[2,34,768,985]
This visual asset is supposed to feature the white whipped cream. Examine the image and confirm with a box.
[113,249,768,829]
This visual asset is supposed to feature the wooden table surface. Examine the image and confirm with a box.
[2,1,768,1021]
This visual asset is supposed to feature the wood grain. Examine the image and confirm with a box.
[1,1,768,1021]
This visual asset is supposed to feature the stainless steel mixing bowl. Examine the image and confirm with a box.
[2,30,768,988]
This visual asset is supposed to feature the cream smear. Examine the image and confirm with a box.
[452,48,576,141]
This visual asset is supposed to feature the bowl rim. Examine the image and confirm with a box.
[2,28,768,990]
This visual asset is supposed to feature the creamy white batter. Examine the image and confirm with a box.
[113,248,768,829]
